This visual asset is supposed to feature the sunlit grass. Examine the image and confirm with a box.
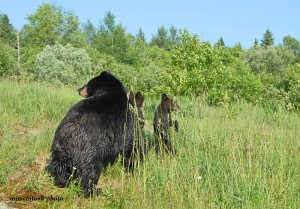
[0,79,299,208]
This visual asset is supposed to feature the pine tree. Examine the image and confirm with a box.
[217,37,225,46]
[136,27,146,42]
[261,29,274,47]
[169,26,179,45]
[94,11,130,63]
[254,38,259,47]
[0,14,16,47]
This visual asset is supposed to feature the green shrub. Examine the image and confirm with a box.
[243,46,295,74]
[161,30,262,106]
[279,63,300,111]
[33,43,92,85]
[0,40,17,76]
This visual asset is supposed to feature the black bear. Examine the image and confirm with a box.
[48,71,145,197]
[131,92,145,129]
[153,93,179,155]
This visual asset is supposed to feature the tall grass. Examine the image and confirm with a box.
[0,79,299,208]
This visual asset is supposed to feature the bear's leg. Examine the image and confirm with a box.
[123,145,135,173]
[163,129,176,155]
[78,162,103,198]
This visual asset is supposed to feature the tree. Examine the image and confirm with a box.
[216,37,225,47]
[21,3,86,70]
[164,29,261,105]
[22,3,85,48]
[169,26,179,45]
[150,26,169,49]
[93,11,130,63]
[59,10,86,47]
[254,38,259,47]
[0,40,17,75]
[261,29,274,47]
[283,35,300,55]
[0,14,16,47]
[136,27,146,42]
[150,26,179,50]
[82,19,96,45]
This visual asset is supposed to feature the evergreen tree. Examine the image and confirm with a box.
[254,38,259,47]
[136,27,146,42]
[0,14,16,47]
[217,37,225,46]
[169,26,179,45]
[261,29,274,47]
[94,11,130,63]
[150,26,171,50]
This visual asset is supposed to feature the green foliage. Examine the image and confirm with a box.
[82,19,97,45]
[23,4,62,47]
[163,30,261,105]
[243,45,295,74]
[0,4,299,112]
[22,3,85,48]
[136,27,146,42]
[91,44,172,95]
[150,26,179,50]
[279,63,300,110]
[33,43,92,85]
[93,11,131,64]
[0,40,17,76]
[20,3,87,73]
[216,37,225,46]
[261,29,274,47]
[283,35,300,55]
[0,13,16,47]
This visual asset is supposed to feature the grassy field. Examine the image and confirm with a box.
[0,79,299,208]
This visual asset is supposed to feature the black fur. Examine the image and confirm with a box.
[153,93,179,155]
[48,71,145,197]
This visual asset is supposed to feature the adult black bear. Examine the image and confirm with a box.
[48,71,145,197]
[153,93,179,155]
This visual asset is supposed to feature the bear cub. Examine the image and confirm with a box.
[153,93,179,155]
[48,71,145,197]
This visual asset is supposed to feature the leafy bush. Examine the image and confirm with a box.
[33,43,92,85]
[0,40,17,76]
[161,30,262,106]
[279,63,300,110]
[243,46,295,74]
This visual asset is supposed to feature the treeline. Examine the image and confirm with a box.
[0,3,299,111]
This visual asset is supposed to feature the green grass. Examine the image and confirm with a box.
[0,79,299,208]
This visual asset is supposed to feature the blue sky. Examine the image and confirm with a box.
[0,0,299,48]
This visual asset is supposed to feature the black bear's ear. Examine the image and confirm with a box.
[99,71,108,77]
[135,92,143,100]
[128,91,135,99]
[162,93,168,101]
[78,85,88,97]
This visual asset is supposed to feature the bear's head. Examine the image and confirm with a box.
[78,71,124,98]
[130,91,144,108]
[161,93,180,112]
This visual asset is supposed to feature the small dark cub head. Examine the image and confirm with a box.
[129,91,145,129]
[161,93,180,112]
